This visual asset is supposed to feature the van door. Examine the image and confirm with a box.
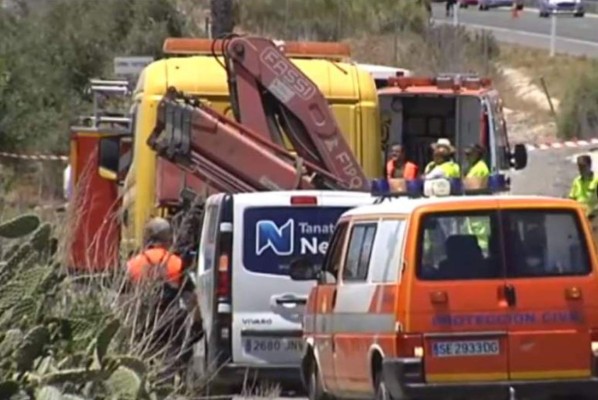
[455,95,482,166]
[312,220,351,394]
[502,208,598,380]
[231,193,367,367]
[196,193,235,370]
[409,206,510,382]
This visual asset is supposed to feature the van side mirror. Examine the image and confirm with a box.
[98,137,121,181]
[511,144,527,170]
[289,257,319,281]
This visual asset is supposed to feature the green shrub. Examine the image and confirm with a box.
[558,67,598,140]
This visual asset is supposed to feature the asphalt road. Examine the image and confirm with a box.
[431,3,598,57]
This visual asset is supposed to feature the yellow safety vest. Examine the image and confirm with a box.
[465,218,489,252]
[466,160,490,178]
[424,161,461,178]
[569,174,598,216]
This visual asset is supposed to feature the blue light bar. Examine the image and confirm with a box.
[406,179,423,197]
[370,178,390,195]
[370,174,509,198]
[488,173,508,192]
[449,178,463,195]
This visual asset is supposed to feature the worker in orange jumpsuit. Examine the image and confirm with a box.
[126,217,202,372]
[386,144,419,180]
[126,217,183,288]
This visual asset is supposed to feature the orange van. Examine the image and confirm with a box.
[290,194,598,400]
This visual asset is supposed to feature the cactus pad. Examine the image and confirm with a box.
[35,385,63,400]
[0,214,40,239]
[107,366,141,400]
[0,329,23,358]
[31,223,52,254]
[95,318,120,364]
[2,243,20,261]
[16,325,50,372]
[0,380,19,398]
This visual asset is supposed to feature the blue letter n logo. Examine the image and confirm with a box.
[255,219,294,256]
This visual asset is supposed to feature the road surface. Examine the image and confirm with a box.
[431,3,598,57]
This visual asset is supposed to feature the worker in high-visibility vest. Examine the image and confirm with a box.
[464,144,490,178]
[463,144,491,252]
[568,155,598,218]
[424,139,461,179]
[386,143,419,180]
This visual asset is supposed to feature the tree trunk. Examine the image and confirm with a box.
[210,0,234,39]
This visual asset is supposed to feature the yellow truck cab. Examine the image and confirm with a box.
[122,38,382,247]
[291,186,598,400]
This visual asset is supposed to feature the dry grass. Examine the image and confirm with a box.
[497,43,598,106]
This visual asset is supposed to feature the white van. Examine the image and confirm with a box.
[191,190,373,395]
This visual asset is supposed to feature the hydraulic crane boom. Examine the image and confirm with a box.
[221,36,369,191]
[148,88,349,193]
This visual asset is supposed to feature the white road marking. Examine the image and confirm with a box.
[520,7,598,19]
[432,19,598,48]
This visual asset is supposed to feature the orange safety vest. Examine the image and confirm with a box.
[386,160,418,180]
[126,247,183,287]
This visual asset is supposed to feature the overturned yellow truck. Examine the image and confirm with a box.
[103,38,388,249]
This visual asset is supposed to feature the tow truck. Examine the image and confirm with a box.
[67,35,528,272]
[106,37,384,251]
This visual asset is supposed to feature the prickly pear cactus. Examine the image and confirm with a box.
[16,325,50,372]
[0,380,19,398]
[0,214,40,239]
[35,385,63,400]
[31,223,52,254]
[107,366,142,400]
[2,242,20,261]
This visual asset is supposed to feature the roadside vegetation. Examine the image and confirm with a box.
[497,44,598,140]
[0,1,596,396]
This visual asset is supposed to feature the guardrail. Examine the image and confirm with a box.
[521,0,598,13]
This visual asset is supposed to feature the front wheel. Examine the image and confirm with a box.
[375,374,392,400]
[307,363,330,400]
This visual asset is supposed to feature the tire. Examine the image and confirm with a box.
[186,338,208,392]
[574,12,585,17]
[375,374,392,400]
[187,338,232,399]
[307,363,330,400]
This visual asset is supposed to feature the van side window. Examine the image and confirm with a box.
[417,211,500,281]
[503,210,590,277]
[369,219,406,283]
[321,222,349,280]
[342,223,377,282]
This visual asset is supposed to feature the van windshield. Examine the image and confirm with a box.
[242,206,349,276]
[417,209,590,280]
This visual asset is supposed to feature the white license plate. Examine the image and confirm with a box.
[243,337,304,354]
[432,339,499,357]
